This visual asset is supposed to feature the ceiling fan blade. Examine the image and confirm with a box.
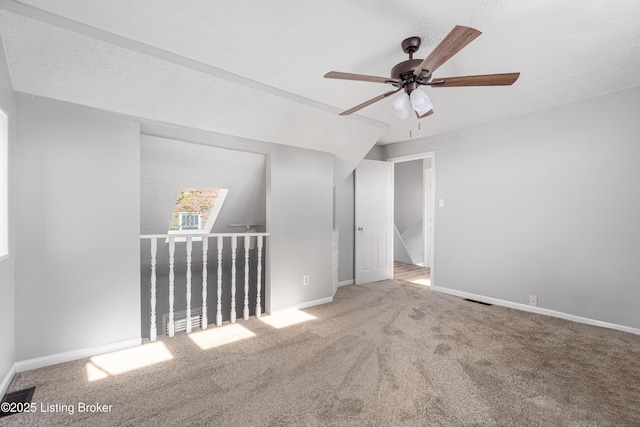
[413,25,482,77]
[431,72,520,87]
[325,71,399,85]
[416,109,434,119]
[339,88,402,116]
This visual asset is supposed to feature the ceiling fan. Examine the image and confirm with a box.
[324,26,520,119]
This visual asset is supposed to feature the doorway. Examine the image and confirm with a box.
[389,152,435,286]
[352,152,435,286]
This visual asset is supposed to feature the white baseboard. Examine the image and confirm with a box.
[271,296,334,315]
[14,337,142,373]
[338,279,354,287]
[431,286,640,336]
[0,363,16,398]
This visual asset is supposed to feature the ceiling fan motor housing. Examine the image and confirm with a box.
[391,59,431,93]
[393,37,431,93]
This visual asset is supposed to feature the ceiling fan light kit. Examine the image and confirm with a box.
[409,89,433,115]
[324,26,520,119]
[390,91,411,119]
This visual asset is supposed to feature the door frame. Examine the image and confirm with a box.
[387,151,436,286]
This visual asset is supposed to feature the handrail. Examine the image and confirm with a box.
[140,232,269,239]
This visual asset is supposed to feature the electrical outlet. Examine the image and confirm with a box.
[529,295,538,307]
[303,275,310,286]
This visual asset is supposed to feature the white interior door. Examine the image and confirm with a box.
[355,159,393,284]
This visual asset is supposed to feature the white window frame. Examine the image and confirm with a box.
[0,107,8,259]
[168,188,229,242]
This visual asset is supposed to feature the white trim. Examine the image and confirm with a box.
[143,231,269,239]
[0,107,8,258]
[270,296,334,315]
[0,363,16,397]
[202,188,228,231]
[431,286,640,336]
[423,163,433,268]
[338,279,354,287]
[14,338,142,373]
[387,152,434,163]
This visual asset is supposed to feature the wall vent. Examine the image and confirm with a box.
[162,307,203,335]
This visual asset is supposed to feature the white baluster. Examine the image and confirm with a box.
[201,237,208,330]
[168,237,175,337]
[216,236,223,327]
[256,235,263,318]
[230,235,237,324]
[243,235,250,320]
[150,238,157,342]
[186,236,193,334]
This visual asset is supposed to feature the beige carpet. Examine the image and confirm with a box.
[3,280,640,426]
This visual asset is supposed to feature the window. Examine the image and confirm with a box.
[168,186,228,240]
[179,212,202,230]
[0,108,7,258]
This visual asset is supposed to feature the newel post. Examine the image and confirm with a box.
[256,235,263,318]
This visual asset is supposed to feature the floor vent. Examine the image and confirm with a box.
[463,298,492,306]
[162,307,203,335]
[1,387,36,418]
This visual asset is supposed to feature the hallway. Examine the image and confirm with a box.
[393,261,430,286]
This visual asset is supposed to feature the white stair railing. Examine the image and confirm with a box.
[141,232,268,342]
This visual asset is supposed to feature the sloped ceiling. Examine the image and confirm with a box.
[1,0,640,179]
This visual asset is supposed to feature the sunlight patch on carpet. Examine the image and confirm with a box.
[411,278,431,286]
[85,362,109,381]
[259,310,316,329]
[86,342,173,381]
[188,323,256,350]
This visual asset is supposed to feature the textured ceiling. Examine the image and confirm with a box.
[1,0,640,174]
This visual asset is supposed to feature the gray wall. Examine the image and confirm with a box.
[394,160,423,234]
[394,159,424,264]
[334,172,354,283]
[385,87,640,329]
[267,145,334,311]
[14,94,141,361]
[0,31,16,390]
[140,135,266,236]
[364,145,385,161]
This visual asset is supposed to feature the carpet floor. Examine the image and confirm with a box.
[3,280,640,426]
